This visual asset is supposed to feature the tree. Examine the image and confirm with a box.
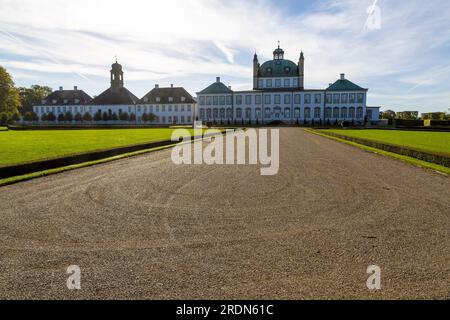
[41,113,48,122]
[65,111,73,122]
[19,85,52,114]
[147,113,156,123]
[58,113,65,122]
[75,113,83,122]
[142,112,148,122]
[83,112,93,122]
[94,111,102,122]
[47,112,56,122]
[24,112,33,122]
[0,66,21,115]
[0,112,9,125]
[396,111,418,120]
[11,112,20,123]
[381,110,396,120]
[130,113,136,122]
[119,112,130,121]
[31,111,39,122]
[102,112,109,121]
[111,113,118,121]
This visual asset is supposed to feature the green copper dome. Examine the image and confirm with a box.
[258,59,299,78]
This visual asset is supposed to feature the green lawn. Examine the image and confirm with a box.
[322,129,450,155]
[0,128,200,166]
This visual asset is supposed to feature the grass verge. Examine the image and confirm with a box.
[305,129,450,176]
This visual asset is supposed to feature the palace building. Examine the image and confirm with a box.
[197,44,380,125]
[33,60,195,125]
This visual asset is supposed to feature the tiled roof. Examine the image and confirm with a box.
[327,79,366,91]
[39,89,92,106]
[92,87,139,105]
[139,87,195,104]
[198,82,233,94]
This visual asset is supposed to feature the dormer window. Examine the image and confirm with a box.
[168,97,173,102]
[74,99,80,104]
[181,97,186,102]
[42,100,47,104]
[63,99,68,104]
[52,99,57,104]
[144,97,149,103]
[156,97,161,102]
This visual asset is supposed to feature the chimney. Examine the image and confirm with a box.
[340,73,345,80]
[216,77,220,83]
[170,84,174,88]
[155,84,159,88]
[74,86,78,91]
[59,86,63,91]
[228,86,232,90]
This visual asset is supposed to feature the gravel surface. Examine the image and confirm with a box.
[0,128,449,299]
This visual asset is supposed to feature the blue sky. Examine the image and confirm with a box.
[1,0,450,113]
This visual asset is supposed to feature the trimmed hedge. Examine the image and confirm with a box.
[395,119,424,127]
[430,120,450,127]
[319,131,450,169]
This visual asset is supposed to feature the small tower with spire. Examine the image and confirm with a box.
[110,58,124,92]
[253,52,260,89]
[298,51,305,89]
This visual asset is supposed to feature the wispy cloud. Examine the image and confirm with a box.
[0,0,450,112]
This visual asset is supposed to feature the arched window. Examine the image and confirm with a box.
[255,108,262,119]
[333,107,339,119]
[357,107,363,119]
[226,108,233,119]
[265,108,271,117]
[206,108,212,119]
[284,108,290,118]
[314,107,321,118]
[294,108,300,119]
[245,108,252,119]
[213,109,218,119]
[341,107,347,119]
[220,108,225,119]
[325,107,332,119]
[236,108,242,118]
[349,107,355,119]
[304,107,311,119]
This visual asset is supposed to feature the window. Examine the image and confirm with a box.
[349,107,355,119]
[274,95,281,104]
[156,97,161,102]
[174,105,178,112]
[187,105,191,112]
[304,107,311,119]
[227,108,233,118]
[213,96,218,105]
[219,96,225,105]
[304,94,311,104]
[245,108,251,119]
[162,105,166,112]
[144,106,148,112]
[325,107,332,118]
[168,105,173,112]
[357,107,363,119]
[293,78,299,87]
[265,95,271,104]
[169,97,173,102]
[181,97,186,102]
[162,116,166,123]
[315,94,321,104]
[294,94,301,104]
[220,108,225,118]
[284,108,290,118]
[284,94,291,104]
[180,105,184,112]
[213,109,218,119]
[206,96,212,105]
[181,116,185,123]
[236,108,242,118]
[333,94,340,104]
[357,93,364,103]
[284,79,290,87]
[314,107,321,118]
[265,108,271,117]
[63,99,68,104]
[236,95,243,105]
[255,95,262,105]
[349,94,356,103]
[200,96,205,105]
[294,108,300,119]
[226,96,232,105]
[255,108,261,119]
[200,109,205,119]
[275,79,281,88]
[258,79,263,88]
[137,106,141,112]
[341,94,348,104]
[333,107,339,118]
[341,107,347,118]
[156,106,160,112]
[326,94,332,104]
[245,95,252,105]
[367,109,373,120]
[206,109,211,119]
[266,79,272,88]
